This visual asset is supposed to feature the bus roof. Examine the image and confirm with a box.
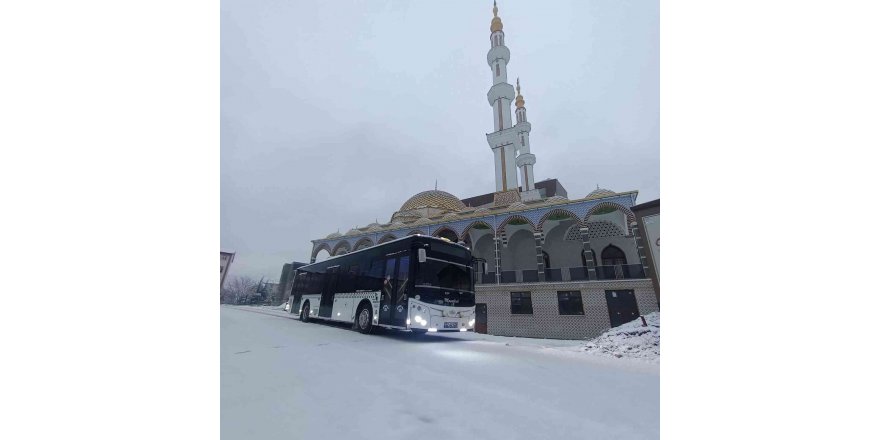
[301,235,469,271]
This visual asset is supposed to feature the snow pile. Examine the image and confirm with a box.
[582,312,659,363]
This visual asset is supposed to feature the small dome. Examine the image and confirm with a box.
[546,195,569,204]
[399,190,466,212]
[326,232,342,239]
[587,187,615,199]
[344,228,360,236]
[508,201,527,210]
[442,212,459,220]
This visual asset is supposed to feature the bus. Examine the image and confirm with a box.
[286,235,476,334]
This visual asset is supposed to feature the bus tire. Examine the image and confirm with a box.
[300,302,310,323]
[355,303,373,334]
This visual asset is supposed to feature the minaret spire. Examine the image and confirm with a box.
[514,78,536,192]
[485,1,518,193]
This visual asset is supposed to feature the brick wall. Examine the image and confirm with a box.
[475,279,658,339]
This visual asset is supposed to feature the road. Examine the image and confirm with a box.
[221,306,659,440]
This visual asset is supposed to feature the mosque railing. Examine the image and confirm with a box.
[475,264,647,286]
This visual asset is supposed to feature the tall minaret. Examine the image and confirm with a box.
[514,78,536,191]
[485,1,519,193]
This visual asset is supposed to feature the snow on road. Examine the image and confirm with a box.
[221,305,659,440]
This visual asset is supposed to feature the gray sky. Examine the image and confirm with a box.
[221,0,659,282]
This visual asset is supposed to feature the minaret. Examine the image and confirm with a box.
[514,78,536,191]
[485,1,519,193]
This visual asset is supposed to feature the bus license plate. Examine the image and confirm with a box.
[444,322,458,329]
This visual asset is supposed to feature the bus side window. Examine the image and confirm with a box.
[359,259,384,292]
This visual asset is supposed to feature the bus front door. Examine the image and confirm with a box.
[380,254,410,327]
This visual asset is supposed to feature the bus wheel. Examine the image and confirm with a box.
[356,304,373,334]
[300,302,310,323]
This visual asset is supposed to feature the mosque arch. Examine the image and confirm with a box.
[583,202,636,235]
[331,241,351,256]
[432,227,459,243]
[500,228,538,272]
[497,215,537,236]
[462,220,495,242]
[537,208,583,232]
[353,237,374,251]
[541,211,585,271]
[377,234,397,244]
[472,233,497,274]
[311,243,332,260]
[314,248,331,263]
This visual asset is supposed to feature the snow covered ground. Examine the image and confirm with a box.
[221,305,659,439]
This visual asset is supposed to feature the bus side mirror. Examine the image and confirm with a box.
[418,248,426,263]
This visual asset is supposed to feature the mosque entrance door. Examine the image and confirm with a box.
[605,289,639,327]
[475,303,488,334]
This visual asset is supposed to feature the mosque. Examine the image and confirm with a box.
[303,2,658,339]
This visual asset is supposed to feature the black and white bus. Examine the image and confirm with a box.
[287,235,476,334]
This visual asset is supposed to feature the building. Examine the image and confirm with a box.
[276,262,308,306]
[632,199,660,304]
[220,251,235,289]
[302,2,658,339]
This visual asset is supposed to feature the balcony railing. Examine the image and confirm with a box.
[475,264,647,285]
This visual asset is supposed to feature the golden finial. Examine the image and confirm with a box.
[490,1,503,32]
[515,77,525,108]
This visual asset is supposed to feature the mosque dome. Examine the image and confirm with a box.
[586,187,616,199]
[326,232,342,239]
[398,190,466,213]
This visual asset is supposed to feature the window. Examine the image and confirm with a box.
[357,258,384,291]
[601,245,627,266]
[495,63,500,77]
[510,292,533,314]
[557,291,584,315]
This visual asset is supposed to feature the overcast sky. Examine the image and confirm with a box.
[221,0,659,282]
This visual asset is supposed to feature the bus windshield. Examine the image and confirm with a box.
[415,258,473,292]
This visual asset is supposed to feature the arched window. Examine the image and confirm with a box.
[542,251,550,269]
[601,245,627,266]
[495,63,500,77]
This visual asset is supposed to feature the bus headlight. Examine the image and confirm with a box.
[468,319,475,327]
[414,315,427,326]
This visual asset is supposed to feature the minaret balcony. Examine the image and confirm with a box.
[514,121,532,133]
[486,127,518,148]
[487,83,515,105]
[516,153,536,167]
[486,45,510,66]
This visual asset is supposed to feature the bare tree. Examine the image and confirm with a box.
[221,276,259,304]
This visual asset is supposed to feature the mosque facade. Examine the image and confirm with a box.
[303,2,658,339]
